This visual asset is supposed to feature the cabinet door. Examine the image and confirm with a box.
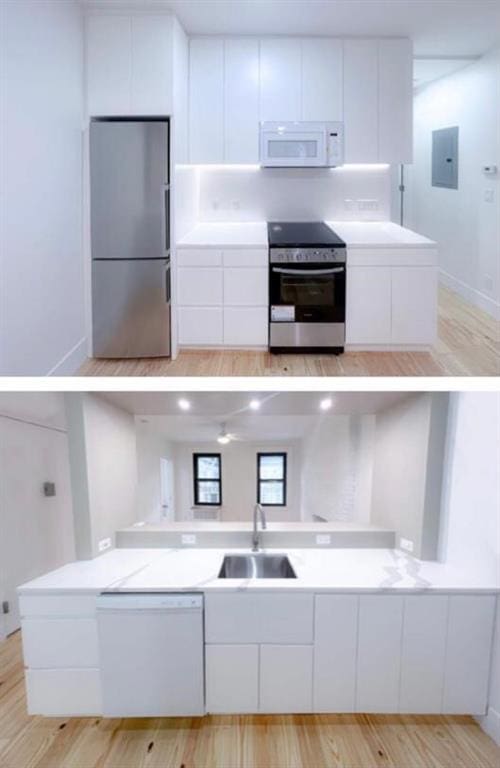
[224,268,268,306]
[131,16,172,115]
[21,618,99,669]
[260,645,313,713]
[378,39,413,164]
[391,267,437,345]
[26,669,101,716]
[301,39,343,122]
[443,596,496,715]
[86,15,131,116]
[189,39,224,162]
[178,307,223,345]
[399,596,448,713]
[313,595,358,712]
[177,267,223,306]
[224,307,268,346]
[346,267,392,344]
[343,40,378,162]
[260,39,301,122]
[225,39,260,163]
[206,645,258,713]
[357,596,403,712]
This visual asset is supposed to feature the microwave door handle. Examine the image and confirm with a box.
[272,267,345,276]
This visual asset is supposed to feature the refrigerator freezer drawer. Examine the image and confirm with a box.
[92,259,170,358]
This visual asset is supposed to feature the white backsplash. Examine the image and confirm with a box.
[196,165,392,222]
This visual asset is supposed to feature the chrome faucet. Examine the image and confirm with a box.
[252,503,267,552]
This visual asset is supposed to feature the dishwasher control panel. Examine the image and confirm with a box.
[97,592,203,611]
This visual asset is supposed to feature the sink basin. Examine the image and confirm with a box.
[218,554,296,579]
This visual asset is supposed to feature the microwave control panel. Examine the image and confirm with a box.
[327,122,344,166]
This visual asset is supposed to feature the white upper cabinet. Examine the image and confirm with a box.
[343,40,379,163]
[189,39,224,163]
[260,39,301,122]
[378,39,413,164]
[130,16,173,115]
[301,39,343,122]
[86,15,131,116]
[224,39,260,163]
[86,14,173,117]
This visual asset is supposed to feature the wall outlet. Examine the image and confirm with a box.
[399,537,414,553]
[357,199,379,211]
[98,537,112,553]
[43,481,56,497]
[483,189,495,203]
[316,534,331,546]
[181,534,197,546]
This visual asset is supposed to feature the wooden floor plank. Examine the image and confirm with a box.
[1,632,499,768]
[78,287,500,378]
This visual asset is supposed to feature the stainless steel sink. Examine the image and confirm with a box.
[218,554,296,579]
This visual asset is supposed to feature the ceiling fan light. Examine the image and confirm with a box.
[217,434,230,445]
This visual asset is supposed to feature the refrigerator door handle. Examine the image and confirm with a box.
[163,184,170,255]
[165,260,171,304]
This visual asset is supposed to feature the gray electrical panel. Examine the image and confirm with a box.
[432,126,459,189]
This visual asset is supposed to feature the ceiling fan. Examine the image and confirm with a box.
[216,422,245,445]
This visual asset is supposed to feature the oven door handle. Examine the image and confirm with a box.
[272,266,345,276]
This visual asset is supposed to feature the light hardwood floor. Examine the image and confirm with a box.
[1,632,499,768]
[79,287,499,377]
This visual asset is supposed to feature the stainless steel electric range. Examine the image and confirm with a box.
[268,221,346,354]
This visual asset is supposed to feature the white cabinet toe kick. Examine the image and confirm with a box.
[20,591,495,718]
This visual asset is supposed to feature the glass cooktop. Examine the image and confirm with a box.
[267,221,345,248]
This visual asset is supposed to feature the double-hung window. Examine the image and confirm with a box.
[257,452,287,506]
[193,453,222,506]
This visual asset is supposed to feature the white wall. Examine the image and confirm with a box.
[439,391,500,744]
[408,47,500,319]
[0,0,86,375]
[196,165,391,222]
[173,440,301,522]
[0,394,75,638]
[300,415,375,523]
[66,394,138,558]
[135,422,174,523]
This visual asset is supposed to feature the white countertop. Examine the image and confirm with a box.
[176,221,436,249]
[18,547,499,596]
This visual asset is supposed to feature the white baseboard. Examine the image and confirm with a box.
[476,707,500,746]
[46,337,87,377]
[439,270,500,320]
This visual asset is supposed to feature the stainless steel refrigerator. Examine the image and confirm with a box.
[90,118,170,358]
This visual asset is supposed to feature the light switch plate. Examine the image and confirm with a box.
[399,537,414,553]
[181,534,197,546]
[316,534,331,546]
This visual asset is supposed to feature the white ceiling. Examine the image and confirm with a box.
[413,57,477,88]
[100,391,414,418]
[85,0,500,56]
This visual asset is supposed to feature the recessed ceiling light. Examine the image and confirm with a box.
[320,397,333,411]
[178,398,191,411]
[249,399,261,410]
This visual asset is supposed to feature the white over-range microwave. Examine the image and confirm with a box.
[260,121,344,168]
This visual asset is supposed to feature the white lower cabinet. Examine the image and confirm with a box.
[391,266,437,344]
[178,307,223,345]
[22,618,99,669]
[206,645,259,713]
[356,595,404,712]
[399,595,448,713]
[223,268,267,306]
[223,307,268,346]
[177,267,223,306]
[443,595,496,715]
[26,669,102,717]
[346,267,392,344]
[260,645,313,713]
[313,595,358,712]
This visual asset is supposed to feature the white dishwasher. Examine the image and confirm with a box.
[97,593,204,717]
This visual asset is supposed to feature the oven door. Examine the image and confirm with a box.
[261,130,327,167]
[269,264,346,323]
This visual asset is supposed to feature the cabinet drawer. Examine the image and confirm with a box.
[223,307,268,346]
[223,249,268,267]
[22,618,99,669]
[19,594,97,618]
[206,644,259,713]
[26,668,102,716]
[260,645,313,713]
[178,307,223,345]
[205,593,314,644]
[224,268,268,305]
[177,268,223,306]
[177,249,223,267]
